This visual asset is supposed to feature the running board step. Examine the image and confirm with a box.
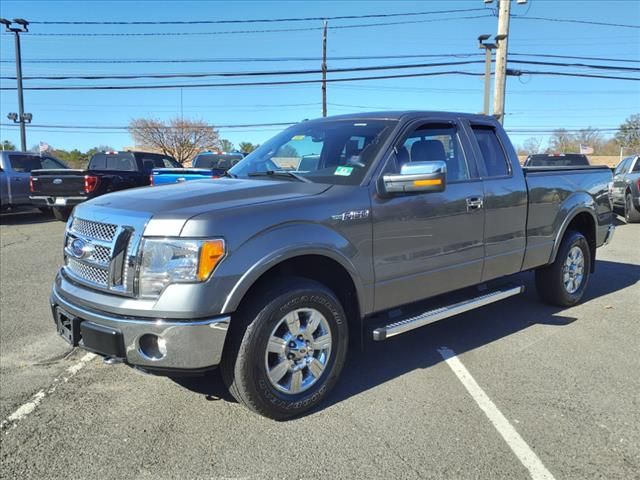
[372,285,524,341]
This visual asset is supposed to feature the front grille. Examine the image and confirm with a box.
[67,258,109,287]
[64,215,145,296]
[71,218,117,242]
[91,245,111,265]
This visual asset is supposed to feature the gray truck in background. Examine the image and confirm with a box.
[0,151,67,212]
[50,111,615,419]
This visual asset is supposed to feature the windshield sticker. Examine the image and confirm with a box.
[334,166,354,176]
[291,135,306,141]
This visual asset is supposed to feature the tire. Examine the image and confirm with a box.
[221,277,349,420]
[52,207,72,221]
[625,193,640,223]
[535,230,591,307]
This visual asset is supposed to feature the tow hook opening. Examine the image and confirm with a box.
[138,334,167,361]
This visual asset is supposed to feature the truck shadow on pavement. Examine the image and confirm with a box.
[173,258,640,417]
[0,208,57,225]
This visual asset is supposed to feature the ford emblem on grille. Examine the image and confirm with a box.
[53,178,63,184]
[70,238,95,259]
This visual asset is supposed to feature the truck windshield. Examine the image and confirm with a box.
[229,119,397,185]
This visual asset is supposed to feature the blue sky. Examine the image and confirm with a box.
[0,0,639,152]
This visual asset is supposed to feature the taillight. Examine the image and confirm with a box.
[84,175,99,193]
[212,175,219,179]
[29,176,35,193]
[637,178,640,191]
[149,174,154,186]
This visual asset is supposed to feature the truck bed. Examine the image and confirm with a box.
[522,164,613,271]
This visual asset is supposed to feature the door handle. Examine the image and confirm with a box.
[466,197,484,211]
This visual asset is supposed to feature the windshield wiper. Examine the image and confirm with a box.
[248,170,311,183]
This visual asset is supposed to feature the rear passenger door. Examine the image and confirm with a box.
[465,121,527,281]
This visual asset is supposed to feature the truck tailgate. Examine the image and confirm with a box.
[30,169,87,196]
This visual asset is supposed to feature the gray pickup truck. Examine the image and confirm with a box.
[50,112,614,419]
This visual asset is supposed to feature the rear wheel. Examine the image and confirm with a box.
[535,230,591,307]
[221,278,348,420]
[625,193,640,223]
[52,206,72,221]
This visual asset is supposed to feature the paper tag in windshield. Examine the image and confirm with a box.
[334,166,353,176]
[291,135,306,141]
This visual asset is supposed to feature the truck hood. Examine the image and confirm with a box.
[75,178,331,236]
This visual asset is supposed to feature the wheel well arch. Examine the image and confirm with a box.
[561,211,597,272]
[234,254,362,344]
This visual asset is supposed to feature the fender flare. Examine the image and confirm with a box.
[219,226,369,317]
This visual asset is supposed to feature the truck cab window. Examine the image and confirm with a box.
[391,124,469,182]
[470,126,510,178]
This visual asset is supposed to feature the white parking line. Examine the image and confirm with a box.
[437,347,556,480]
[0,352,96,432]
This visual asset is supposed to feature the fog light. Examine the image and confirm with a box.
[138,334,167,360]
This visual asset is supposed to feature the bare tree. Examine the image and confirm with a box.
[518,137,545,155]
[128,117,220,164]
[548,129,577,153]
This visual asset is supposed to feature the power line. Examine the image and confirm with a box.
[511,70,639,81]
[0,70,487,91]
[28,8,488,25]
[0,60,488,80]
[0,122,627,134]
[2,52,637,65]
[6,14,493,37]
[4,59,638,81]
[511,15,640,29]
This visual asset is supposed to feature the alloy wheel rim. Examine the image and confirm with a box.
[562,246,585,294]
[264,308,332,395]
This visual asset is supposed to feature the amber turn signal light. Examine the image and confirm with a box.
[197,240,226,281]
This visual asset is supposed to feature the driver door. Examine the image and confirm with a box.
[372,120,485,312]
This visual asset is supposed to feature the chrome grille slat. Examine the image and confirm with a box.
[71,218,117,241]
[67,258,109,286]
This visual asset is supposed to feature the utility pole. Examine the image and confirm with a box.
[478,34,495,115]
[492,0,511,124]
[1,18,30,151]
[321,20,328,117]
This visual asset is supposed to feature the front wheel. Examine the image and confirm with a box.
[221,278,348,420]
[535,230,591,307]
[625,193,640,223]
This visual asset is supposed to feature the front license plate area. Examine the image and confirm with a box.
[55,308,80,346]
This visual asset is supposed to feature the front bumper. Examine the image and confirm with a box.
[31,195,87,207]
[51,284,230,371]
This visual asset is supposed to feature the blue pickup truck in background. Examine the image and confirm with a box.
[150,151,244,186]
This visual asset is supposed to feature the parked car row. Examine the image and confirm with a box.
[2,148,245,220]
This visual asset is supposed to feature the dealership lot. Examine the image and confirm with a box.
[1,209,638,479]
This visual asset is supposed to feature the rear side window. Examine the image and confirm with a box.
[89,153,136,171]
[194,154,243,169]
[632,158,640,173]
[8,154,65,172]
[470,126,510,178]
[139,154,180,170]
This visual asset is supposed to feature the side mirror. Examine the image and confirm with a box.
[382,160,447,195]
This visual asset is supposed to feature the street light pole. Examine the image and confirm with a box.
[321,20,328,117]
[1,18,30,151]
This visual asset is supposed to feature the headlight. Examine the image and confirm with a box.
[139,238,225,297]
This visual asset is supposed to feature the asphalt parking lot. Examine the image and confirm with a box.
[1,208,638,480]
